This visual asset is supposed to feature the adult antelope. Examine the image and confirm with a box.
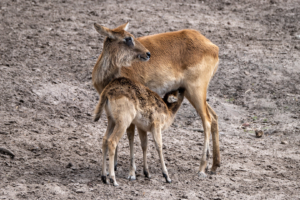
[92,22,220,178]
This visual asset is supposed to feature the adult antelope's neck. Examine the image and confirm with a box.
[92,52,121,93]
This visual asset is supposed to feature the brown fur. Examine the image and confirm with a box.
[94,77,185,186]
[92,22,220,178]
[92,23,150,94]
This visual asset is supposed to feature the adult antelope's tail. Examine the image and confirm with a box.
[93,93,107,122]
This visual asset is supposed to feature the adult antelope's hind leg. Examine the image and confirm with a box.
[185,86,212,178]
[101,116,115,184]
[137,128,150,178]
[151,124,171,183]
[207,103,221,173]
[127,124,137,180]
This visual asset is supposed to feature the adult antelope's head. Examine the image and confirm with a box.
[94,22,151,67]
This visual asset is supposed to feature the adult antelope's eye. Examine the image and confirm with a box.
[124,37,134,46]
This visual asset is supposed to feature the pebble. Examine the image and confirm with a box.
[255,130,264,138]
[192,128,204,133]
[20,179,26,184]
[66,163,73,168]
[75,188,86,193]
[281,141,288,145]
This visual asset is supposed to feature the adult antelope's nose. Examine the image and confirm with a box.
[146,52,151,58]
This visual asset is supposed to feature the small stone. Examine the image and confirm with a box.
[255,130,263,138]
[181,195,188,199]
[242,122,250,127]
[244,71,249,75]
[281,141,288,145]
[241,122,250,129]
[75,188,86,193]
[66,163,73,168]
[192,129,204,133]
[20,179,26,184]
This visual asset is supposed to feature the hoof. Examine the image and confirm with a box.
[144,170,151,178]
[114,164,118,171]
[101,175,108,184]
[198,172,207,178]
[113,182,119,187]
[205,166,209,172]
[162,173,172,183]
[110,178,119,186]
[209,170,217,175]
[128,175,136,181]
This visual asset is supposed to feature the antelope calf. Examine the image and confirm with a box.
[93,22,220,178]
[94,79,185,186]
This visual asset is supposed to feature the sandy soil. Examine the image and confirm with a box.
[1,0,300,199]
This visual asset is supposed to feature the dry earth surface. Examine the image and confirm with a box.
[1,0,300,199]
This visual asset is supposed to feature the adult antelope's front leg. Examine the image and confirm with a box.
[127,124,137,180]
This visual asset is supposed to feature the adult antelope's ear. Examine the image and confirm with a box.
[114,22,129,32]
[94,23,116,39]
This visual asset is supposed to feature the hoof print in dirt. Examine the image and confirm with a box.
[255,130,264,138]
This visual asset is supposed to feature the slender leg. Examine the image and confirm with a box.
[101,116,115,184]
[151,124,171,183]
[114,145,118,171]
[126,124,136,180]
[207,103,221,173]
[185,86,213,178]
[137,128,150,178]
[107,124,128,186]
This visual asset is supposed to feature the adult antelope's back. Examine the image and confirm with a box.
[93,23,220,178]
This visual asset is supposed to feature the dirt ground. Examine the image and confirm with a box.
[1,0,300,199]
